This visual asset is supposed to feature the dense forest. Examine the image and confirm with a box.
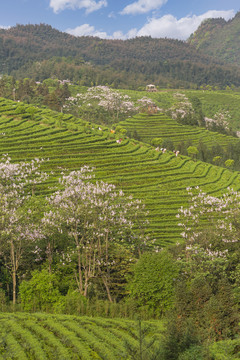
[1,23,240,89]
[188,12,240,66]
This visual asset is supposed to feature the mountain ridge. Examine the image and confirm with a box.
[188,11,240,66]
[1,23,240,89]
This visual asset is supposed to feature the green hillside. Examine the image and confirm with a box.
[188,12,240,66]
[122,89,240,133]
[184,89,240,131]
[0,313,163,359]
[119,112,239,148]
[1,97,240,247]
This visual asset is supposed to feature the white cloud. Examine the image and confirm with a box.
[132,10,236,40]
[49,0,107,14]
[66,24,138,39]
[65,9,235,41]
[121,0,167,15]
[125,28,138,38]
[66,24,108,37]
[0,25,11,29]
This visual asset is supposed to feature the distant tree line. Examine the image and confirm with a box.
[0,75,70,111]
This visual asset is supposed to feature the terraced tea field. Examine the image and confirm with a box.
[119,112,239,148]
[120,88,240,133]
[185,90,240,132]
[0,313,163,359]
[1,97,240,246]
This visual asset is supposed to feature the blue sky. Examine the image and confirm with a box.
[1,0,239,40]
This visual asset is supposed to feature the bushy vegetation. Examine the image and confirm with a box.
[128,251,179,317]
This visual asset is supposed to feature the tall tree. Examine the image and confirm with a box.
[0,156,47,304]
[43,166,147,301]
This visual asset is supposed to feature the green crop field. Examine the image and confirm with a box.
[118,88,240,133]
[118,112,239,148]
[0,97,240,247]
[0,313,164,359]
[185,90,240,131]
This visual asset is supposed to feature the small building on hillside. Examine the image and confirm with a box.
[146,84,157,92]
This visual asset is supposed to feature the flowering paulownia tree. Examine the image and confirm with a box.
[0,156,48,304]
[169,93,194,121]
[43,166,147,301]
[173,187,240,342]
[64,86,136,123]
[137,97,161,115]
[204,110,231,132]
[63,86,160,125]
[176,186,240,281]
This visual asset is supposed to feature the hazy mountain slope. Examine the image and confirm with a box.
[188,12,240,66]
[1,24,240,88]
[0,23,218,66]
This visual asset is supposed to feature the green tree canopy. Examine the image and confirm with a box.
[128,251,179,316]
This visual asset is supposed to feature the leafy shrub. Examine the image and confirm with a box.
[151,137,163,147]
[59,289,87,315]
[19,269,63,312]
[209,338,240,360]
[128,251,179,317]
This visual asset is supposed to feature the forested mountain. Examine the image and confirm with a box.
[1,23,240,89]
[188,11,240,66]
